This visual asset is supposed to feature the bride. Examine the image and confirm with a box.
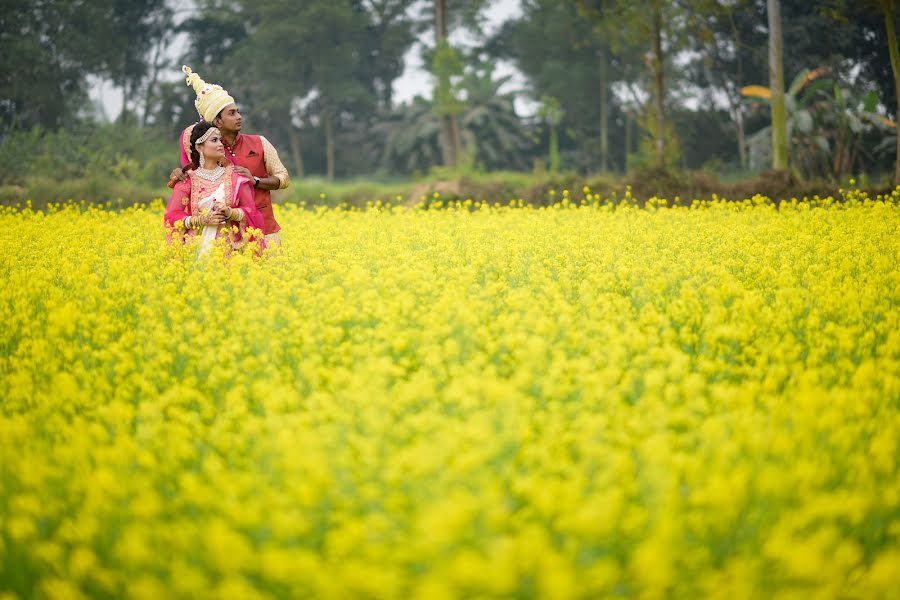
[164,121,266,256]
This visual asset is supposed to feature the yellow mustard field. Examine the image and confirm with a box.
[1,192,900,599]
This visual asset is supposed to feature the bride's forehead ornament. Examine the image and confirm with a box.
[195,127,221,146]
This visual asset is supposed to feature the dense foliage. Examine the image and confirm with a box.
[1,0,896,183]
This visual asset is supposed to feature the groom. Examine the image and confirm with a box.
[168,66,289,246]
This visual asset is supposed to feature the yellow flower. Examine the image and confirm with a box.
[0,192,897,596]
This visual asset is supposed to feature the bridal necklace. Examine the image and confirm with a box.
[195,165,225,182]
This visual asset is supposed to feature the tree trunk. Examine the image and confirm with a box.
[439,118,457,168]
[736,108,747,170]
[288,126,304,179]
[625,111,632,173]
[727,99,748,170]
[120,83,129,123]
[730,11,748,170]
[882,0,900,184]
[549,126,559,174]
[450,112,463,167]
[141,36,166,126]
[435,0,447,53]
[768,0,788,170]
[325,111,335,181]
[435,0,460,167]
[599,47,609,172]
[651,1,666,169]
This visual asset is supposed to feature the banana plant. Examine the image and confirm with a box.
[742,68,895,178]
[824,85,896,178]
[741,67,831,173]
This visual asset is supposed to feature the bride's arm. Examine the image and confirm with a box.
[164,180,192,229]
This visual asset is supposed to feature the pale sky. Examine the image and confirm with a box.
[91,0,526,120]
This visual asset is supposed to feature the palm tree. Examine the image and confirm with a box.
[373,68,532,175]
[459,67,532,171]
[372,98,443,174]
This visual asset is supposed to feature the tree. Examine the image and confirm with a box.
[538,96,563,173]
[742,67,830,172]
[768,0,789,169]
[375,67,531,174]
[650,0,667,168]
[460,66,532,171]
[372,98,442,174]
[682,0,754,169]
[881,0,900,183]
[574,1,618,171]
[502,0,629,172]
[409,0,492,169]
[252,0,415,179]
[183,0,417,180]
[433,1,464,168]
[579,0,689,170]
[361,0,418,110]
[0,0,173,131]
[743,67,894,178]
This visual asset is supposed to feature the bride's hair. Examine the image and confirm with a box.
[186,120,216,171]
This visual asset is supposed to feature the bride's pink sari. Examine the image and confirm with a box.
[164,164,266,255]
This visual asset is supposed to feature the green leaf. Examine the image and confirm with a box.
[814,135,829,153]
[787,69,810,97]
[860,111,896,129]
[786,95,797,114]
[800,80,832,104]
[863,90,878,113]
[795,109,814,134]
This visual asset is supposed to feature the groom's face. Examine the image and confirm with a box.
[215,103,242,133]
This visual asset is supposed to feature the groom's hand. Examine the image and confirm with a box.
[168,167,187,187]
[233,166,253,180]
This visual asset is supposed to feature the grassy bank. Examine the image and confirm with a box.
[277,169,894,208]
[3,168,894,210]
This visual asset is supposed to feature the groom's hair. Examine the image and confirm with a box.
[187,121,217,171]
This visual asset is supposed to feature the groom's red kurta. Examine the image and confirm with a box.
[180,127,283,235]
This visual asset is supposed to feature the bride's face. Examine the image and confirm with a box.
[199,132,226,162]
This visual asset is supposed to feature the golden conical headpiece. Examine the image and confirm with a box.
[182,65,235,122]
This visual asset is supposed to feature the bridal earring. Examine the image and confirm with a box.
[199,154,206,169]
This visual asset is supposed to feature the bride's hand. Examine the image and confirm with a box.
[198,211,226,226]
[212,201,232,219]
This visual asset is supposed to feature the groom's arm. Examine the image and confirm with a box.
[168,166,188,189]
[234,137,290,191]
[260,136,290,189]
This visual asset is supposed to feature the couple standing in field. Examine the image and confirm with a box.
[163,66,290,256]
